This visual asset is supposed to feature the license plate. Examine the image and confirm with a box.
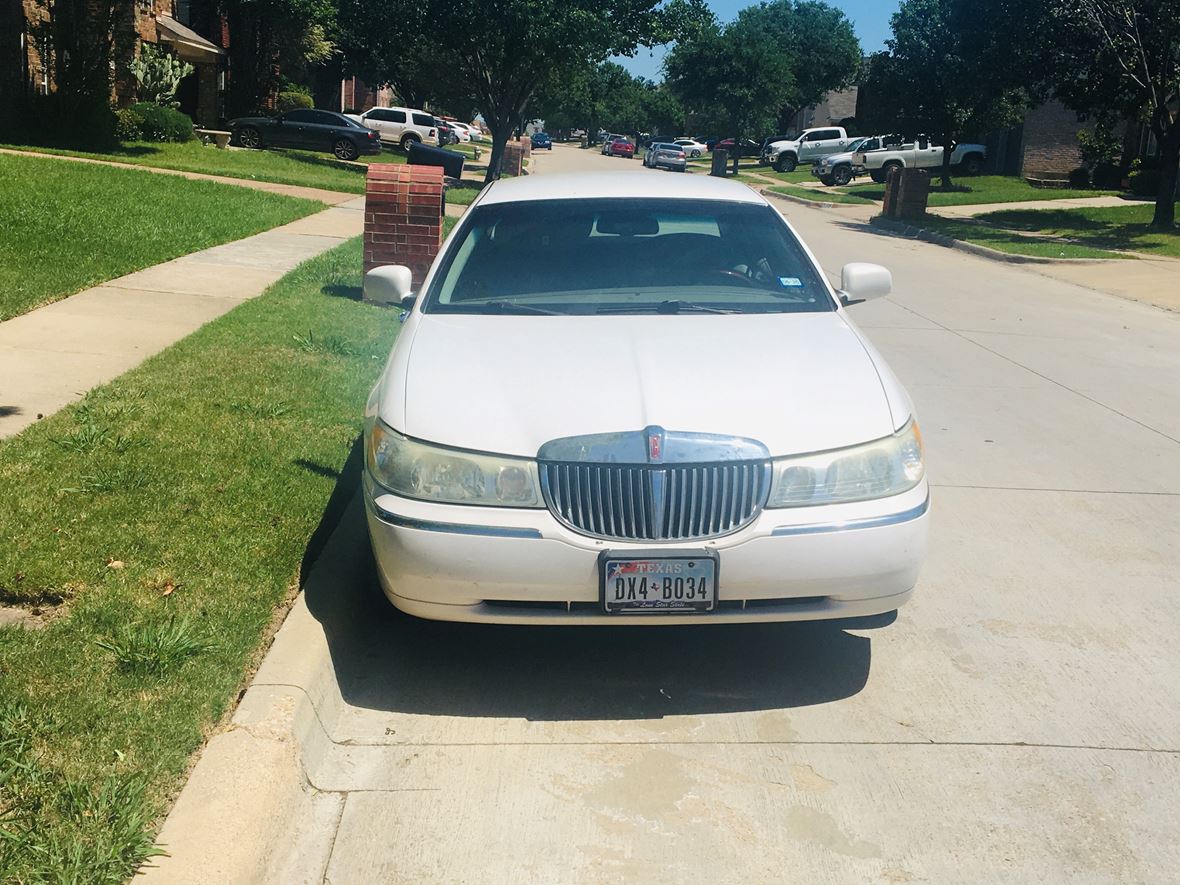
[599,551,718,614]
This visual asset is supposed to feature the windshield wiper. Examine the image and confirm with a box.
[597,300,740,315]
[477,301,561,315]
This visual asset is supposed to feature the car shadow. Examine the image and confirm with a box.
[301,459,884,722]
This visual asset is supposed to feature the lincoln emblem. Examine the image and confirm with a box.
[648,429,663,462]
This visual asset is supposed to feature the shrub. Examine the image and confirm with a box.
[1078,121,1122,171]
[277,91,314,113]
[1129,167,1160,197]
[131,102,194,142]
[1067,166,1091,188]
[1091,162,1123,189]
[114,107,145,141]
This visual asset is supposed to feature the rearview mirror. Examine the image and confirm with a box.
[839,262,892,306]
[364,264,413,306]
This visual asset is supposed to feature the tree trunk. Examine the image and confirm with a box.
[1151,130,1179,229]
[484,127,511,184]
[939,135,955,190]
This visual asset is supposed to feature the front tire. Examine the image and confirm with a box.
[774,153,797,173]
[333,138,359,161]
[832,165,853,186]
[819,175,835,186]
[962,153,983,176]
[238,126,262,150]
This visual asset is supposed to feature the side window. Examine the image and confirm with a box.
[367,109,390,122]
[284,110,315,123]
[803,132,819,142]
[412,113,435,127]
[388,110,407,124]
[819,129,841,141]
[310,111,340,125]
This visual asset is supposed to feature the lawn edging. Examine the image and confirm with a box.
[761,186,847,211]
[868,214,1113,265]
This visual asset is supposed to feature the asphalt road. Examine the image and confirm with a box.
[149,143,1180,884]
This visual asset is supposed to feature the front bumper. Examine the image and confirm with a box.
[364,474,929,625]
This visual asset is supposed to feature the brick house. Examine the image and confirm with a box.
[12,0,227,126]
[787,87,859,135]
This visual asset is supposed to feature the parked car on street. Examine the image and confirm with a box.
[600,134,625,155]
[643,142,687,171]
[435,120,460,145]
[763,126,854,172]
[361,172,929,625]
[855,138,988,182]
[607,137,636,158]
[673,138,706,158]
[530,132,553,150]
[811,135,901,186]
[229,109,382,160]
[346,106,440,150]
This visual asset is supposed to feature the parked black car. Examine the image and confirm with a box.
[436,120,460,145]
[229,109,382,160]
[712,137,763,158]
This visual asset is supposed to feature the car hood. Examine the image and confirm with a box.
[818,151,856,165]
[387,312,897,458]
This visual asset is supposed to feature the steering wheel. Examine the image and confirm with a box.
[713,268,751,282]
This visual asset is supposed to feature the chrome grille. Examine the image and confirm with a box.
[540,461,771,541]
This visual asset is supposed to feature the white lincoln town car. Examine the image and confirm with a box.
[362,173,929,624]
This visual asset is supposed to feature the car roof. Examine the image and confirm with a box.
[478,172,767,207]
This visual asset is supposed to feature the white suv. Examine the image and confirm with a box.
[348,107,439,150]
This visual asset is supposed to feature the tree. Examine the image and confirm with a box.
[665,18,795,173]
[859,0,1033,189]
[219,0,336,117]
[341,0,709,182]
[1045,0,1180,228]
[732,0,861,130]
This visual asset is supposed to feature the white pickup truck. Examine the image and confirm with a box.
[852,138,987,183]
[762,126,854,173]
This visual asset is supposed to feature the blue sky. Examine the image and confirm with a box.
[614,0,900,81]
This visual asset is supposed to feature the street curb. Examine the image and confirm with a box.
[868,215,1113,265]
[136,500,362,884]
[761,187,842,210]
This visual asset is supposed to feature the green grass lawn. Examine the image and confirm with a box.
[0,152,321,321]
[767,183,877,206]
[969,203,1180,258]
[914,215,1128,259]
[839,175,1119,207]
[0,140,415,194]
[0,237,399,883]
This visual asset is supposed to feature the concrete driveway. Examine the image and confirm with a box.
[144,146,1180,884]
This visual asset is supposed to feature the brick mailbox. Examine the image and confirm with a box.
[362,164,445,303]
[883,167,931,220]
[502,141,525,176]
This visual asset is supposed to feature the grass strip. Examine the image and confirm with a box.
[971,203,1179,259]
[914,215,1129,259]
[0,141,409,194]
[768,184,876,206]
[840,175,1119,207]
[0,237,399,883]
[0,152,322,321]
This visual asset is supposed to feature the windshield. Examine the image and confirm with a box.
[422,198,834,316]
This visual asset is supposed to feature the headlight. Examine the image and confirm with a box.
[366,420,543,508]
[766,419,924,508]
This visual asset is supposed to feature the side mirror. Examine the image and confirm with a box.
[839,262,892,306]
[364,264,413,306]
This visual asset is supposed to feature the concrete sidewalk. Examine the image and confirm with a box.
[0,147,358,205]
[0,199,364,439]
[928,194,1139,218]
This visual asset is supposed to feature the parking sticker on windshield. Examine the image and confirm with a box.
[778,277,803,288]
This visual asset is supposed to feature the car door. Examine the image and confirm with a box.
[363,108,391,142]
[277,110,318,149]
